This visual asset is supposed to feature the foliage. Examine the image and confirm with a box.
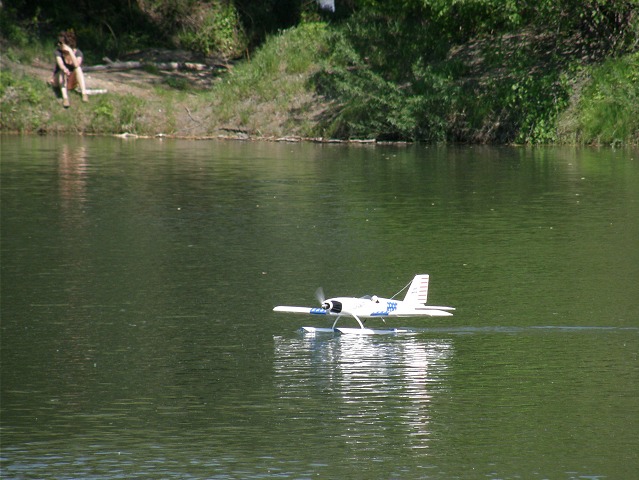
[354,0,639,51]
[312,30,455,141]
[0,70,51,132]
[560,52,639,145]
[152,1,248,58]
[209,22,332,134]
[2,0,638,143]
[2,0,341,61]
[2,0,166,60]
[0,5,35,47]
[91,97,115,123]
[310,11,457,141]
[312,0,637,143]
[447,32,574,144]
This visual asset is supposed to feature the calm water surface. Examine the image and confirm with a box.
[1,136,638,478]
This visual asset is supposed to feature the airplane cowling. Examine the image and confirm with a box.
[322,300,342,313]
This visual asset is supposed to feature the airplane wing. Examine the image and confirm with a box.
[273,306,328,315]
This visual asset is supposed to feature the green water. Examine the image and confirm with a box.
[1,136,638,478]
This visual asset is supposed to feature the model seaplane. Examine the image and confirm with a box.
[273,274,455,334]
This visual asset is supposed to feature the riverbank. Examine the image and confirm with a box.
[2,20,638,145]
[1,50,238,139]
[1,24,336,141]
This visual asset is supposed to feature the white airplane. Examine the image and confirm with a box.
[273,274,455,334]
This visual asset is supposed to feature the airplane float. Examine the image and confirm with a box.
[273,274,455,334]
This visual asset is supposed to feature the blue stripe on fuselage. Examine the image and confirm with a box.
[310,308,328,315]
[371,301,396,316]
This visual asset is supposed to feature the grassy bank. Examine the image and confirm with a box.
[558,52,639,146]
[0,22,333,139]
[0,67,178,136]
[1,20,638,145]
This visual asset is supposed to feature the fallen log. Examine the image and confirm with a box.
[84,60,228,72]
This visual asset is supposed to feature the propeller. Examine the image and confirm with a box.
[315,287,333,310]
[314,287,342,313]
[315,287,325,305]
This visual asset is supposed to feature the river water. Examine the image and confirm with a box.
[1,136,638,479]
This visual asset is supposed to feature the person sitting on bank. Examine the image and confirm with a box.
[50,30,88,108]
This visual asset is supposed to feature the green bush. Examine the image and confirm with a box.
[209,22,331,130]
[311,12,459,141]
[88,97,115,133]
[0,70,52,131]
[576,52,639,145]
[313,45,455,141]
[0,71,39,103]
[177,1,247,58]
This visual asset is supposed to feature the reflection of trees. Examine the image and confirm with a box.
[274,334,453,450]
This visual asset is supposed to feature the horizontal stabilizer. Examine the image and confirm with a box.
[394,305,455,317]
[421,309,454,317]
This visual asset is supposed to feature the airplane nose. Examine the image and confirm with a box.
[322,300,342,313]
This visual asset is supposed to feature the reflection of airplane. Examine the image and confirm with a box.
[273,274,455,334]
[273,334,454,448]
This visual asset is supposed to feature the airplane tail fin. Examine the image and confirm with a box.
[403,274,429,305]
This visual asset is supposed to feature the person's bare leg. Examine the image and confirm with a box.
[75,67,89,102]
[57,71,70,108]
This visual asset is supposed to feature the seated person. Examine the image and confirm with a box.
[49,30,88,108]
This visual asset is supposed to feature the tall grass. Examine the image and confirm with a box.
[572,52,639,146]
[207,22,331,135]
[0,70,54,132]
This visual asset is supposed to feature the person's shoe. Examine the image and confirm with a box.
[82,93,89,103]
[62,98,70,108]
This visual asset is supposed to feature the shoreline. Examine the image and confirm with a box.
[3,42,638,147]
[5,131,638,152]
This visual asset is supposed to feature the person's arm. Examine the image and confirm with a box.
[74,49,83,68]
[60,44,82,69]
[55,50,70,76]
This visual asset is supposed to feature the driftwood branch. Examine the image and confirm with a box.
[184,106,201,124]
[84,58,229,73]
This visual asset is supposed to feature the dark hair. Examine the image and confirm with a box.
[58,30,77,48]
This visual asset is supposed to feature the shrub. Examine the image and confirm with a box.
[0,70,52,131]
[177,1,247,58]
[311,13,458,141]
[574,52,639,145]
[209,22,331,131]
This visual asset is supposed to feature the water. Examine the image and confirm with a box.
[1,136,638,478]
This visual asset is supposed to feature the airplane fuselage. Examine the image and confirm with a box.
[317,296,398,317]
[317,296,453,318]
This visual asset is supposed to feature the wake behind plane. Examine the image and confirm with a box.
[273,274,455,335]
